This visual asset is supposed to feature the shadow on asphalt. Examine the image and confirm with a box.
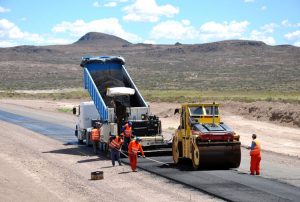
[77,158,102,163]
[101,165,115,169]
[42,143,107,159]
[43,147,89,156]
[63,141,78,146]
[118,171,132,174]
[157,159,231,172]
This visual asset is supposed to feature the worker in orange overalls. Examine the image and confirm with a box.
[247,134,261,175]
[122,122,133,151]
[128,137,145,172]
[109,134,123,166]
[91,122,102,154]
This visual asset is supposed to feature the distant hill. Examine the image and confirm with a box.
[73,32,131,47]
[0,32,299,93]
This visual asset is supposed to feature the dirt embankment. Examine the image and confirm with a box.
[222,101,300,128]
[151,101,300,129]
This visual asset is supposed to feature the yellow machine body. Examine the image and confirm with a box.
[172,103,241,169]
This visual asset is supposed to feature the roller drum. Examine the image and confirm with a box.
[197,142,241,168]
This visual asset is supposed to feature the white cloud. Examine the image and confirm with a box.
[244,23,277,45]
[150,20,252,43]
[281,20,289,26]
[0,6,10,13]
[199,21,249,42]
[0,19,25,39]
[143,40,156,44]
[261,23,278,33]
[284,30,300,40]
[244,0,255,3]
[104,2,117,7]
[20,17,27,21]
[249,30,276,45]
[294,41,300,47]
[123,0,179,22]
[93,1,101,8]
[150,20,198,40]
[281,19,300,27]
[0,41,17,47]
[261,6,267,11]
[0,18,72,47]
[181,19,190,26]
[52,18,141,42]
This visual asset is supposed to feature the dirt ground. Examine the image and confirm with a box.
[1,98,300,201]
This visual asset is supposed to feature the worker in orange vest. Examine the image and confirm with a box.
[109,134,123,166]
[128,137,145,172]
[247,134,261,175]
[91,123,102,154]
[122,121,133,151]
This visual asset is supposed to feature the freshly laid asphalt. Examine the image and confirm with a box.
[0,109,75,143]
[1,109,299,202]
[122,156,300,202]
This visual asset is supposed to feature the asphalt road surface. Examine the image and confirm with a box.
[0,108,299,202]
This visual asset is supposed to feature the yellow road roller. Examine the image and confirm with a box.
[172,103,241,169]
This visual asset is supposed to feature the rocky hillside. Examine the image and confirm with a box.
[73,32,131,47]
[0,32,299,92]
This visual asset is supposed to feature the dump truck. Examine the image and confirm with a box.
[73,56,170,153]
[172,103,241,169]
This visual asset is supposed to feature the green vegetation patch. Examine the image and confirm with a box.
[1,89,299,104]
[57,107,73,113]
[0,90,89,100]
[141,90,300,104]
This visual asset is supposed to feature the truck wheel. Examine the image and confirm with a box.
[86,132,91,147]
[172,137,181,164]
[192,145,200,170]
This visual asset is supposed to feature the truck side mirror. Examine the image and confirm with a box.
[73,106,80,116]
[174,108,180,115]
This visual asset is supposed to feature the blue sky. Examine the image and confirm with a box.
[0,0,300,47]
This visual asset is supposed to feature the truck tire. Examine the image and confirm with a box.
[172,136,181,164]
[192,144,200,170]
[75,129,84,144]
[86,132,92,147]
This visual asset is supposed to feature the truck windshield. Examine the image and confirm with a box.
[189,107,203,116]
[204,106,219,115]
[189,106,219,116]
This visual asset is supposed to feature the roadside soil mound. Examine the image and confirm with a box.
[222,101,300,128]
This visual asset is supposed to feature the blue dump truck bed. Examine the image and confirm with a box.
[81,56,147,122]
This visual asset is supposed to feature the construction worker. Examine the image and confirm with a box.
[122,121,133,151]
[91,122,102,154]
[109,134,123,166]
[128,137,145,172]
[247,134,261,175]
